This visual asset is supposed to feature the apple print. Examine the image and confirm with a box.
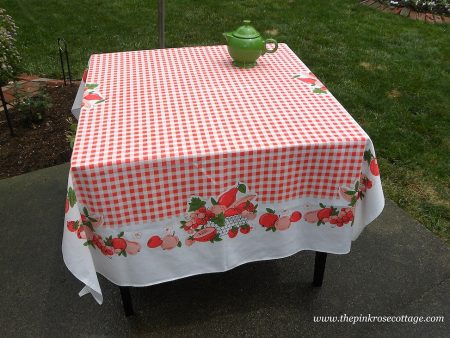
[228,227,239,238]
[290,211,302,222]
[65,198,69,214]
[161,234,180,250]
[185,238,194,246]
[112,238,127,251]
[275,216,291,231]
[147,235,163,248]
[125,240,141,255]
[218,187,238,207]
[259,212,279,228]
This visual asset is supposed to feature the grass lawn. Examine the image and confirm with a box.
[3,0,450,242]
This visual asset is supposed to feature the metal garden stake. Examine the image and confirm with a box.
[0,86,14,136]
[58,38,72,86]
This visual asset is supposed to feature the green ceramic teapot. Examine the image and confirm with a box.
[223,20,278,68]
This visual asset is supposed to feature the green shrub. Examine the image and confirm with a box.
[13,88,51,127]
[0,8,20,86]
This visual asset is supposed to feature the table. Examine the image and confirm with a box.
[63,44,384,312]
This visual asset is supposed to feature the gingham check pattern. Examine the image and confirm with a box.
[71,44,369,227]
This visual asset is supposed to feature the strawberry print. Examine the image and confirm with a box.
[259,208,302,232]
[147,235,163,248]
[228,227,239,238]
[293,72,329,94]
[180,182,258,244]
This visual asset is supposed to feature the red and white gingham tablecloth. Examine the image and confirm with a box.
[63,44,384,304]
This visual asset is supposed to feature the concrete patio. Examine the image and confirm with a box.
[0,163,449,337]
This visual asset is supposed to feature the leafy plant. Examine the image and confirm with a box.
[13,88,51,127]
[66,117,77,149]
[0,8,20,86]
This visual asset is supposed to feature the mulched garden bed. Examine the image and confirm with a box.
[0,84,77,179]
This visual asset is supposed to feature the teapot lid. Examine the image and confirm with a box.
[232,20,260,39]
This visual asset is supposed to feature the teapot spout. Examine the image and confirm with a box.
[223,32,232,42]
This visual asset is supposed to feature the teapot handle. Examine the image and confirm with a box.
[263,39,278,54]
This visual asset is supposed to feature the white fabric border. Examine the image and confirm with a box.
[62,140,384,304]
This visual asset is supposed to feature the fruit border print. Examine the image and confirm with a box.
[82,83,106,109]
[147,228,183,250]
[65,148,380,252]
[305,205,355,227]
[65,187,141,257]
[305,149,378,228]
[364,150,380,176]
[177,183,258,245]
[259,208,302,232]
[293,72,329,94]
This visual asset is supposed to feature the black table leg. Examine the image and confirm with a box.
[119,286,134,316]
[312,251,327,287]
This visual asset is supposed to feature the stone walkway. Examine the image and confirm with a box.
[0,75,71,113]
[360,0,450,23]
[0,163,449,337]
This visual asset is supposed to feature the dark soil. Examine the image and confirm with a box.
[0,84,78,179]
